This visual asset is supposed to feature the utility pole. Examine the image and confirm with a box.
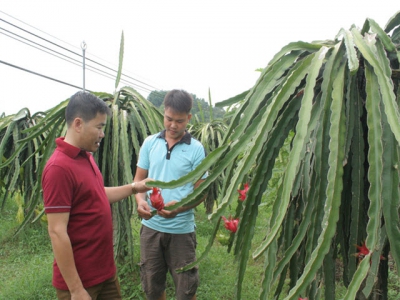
[81,41,87,92]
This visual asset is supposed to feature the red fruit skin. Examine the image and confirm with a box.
[150,187,164,211]
[355,242,370,259]
[222,216,239,233]
[238,183,250,201]
[238,190,246,201]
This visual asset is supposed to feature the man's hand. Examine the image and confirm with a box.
[71,288,91,300]
[137,199,153,220]
[134,178,153,194]
[157,201,179,219]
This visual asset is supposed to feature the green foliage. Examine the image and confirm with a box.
[2,11,400,300]
[0,194,268,300]
[103,87,164,269]
[3,191,400,299]
[0,105,66,229]
[0,87,164,271]
[149,11,400,300]
[188,92,229,213]
[115,31,124,91]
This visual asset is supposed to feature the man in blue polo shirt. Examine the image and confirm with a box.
[134,89,207,300]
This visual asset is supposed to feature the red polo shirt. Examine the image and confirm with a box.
[42,137,116,290]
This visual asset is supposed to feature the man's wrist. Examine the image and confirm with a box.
[175,207,185,214]
[131,182,138,194]
[136,198,147,206]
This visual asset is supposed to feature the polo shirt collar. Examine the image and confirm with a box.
[157,130,191,145]
[55,137,87,158]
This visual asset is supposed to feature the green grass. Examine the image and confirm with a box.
[119,203,268,299]
[0,197,268,300]
[0,199,54,300]
[2,196,400,299]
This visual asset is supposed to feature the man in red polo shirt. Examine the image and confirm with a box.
[42,91,151,300]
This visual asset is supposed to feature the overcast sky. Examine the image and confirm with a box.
[0,1,398,115]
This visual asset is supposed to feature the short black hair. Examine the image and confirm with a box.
[163,89,193,114]
[65,91,111,126]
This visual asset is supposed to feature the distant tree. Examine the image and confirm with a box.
[147,90,165,107]
[147,90,225,121]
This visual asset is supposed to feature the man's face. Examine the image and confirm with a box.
[164,108,191,141]
[79,113,107,152]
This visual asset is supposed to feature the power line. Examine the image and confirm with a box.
[0,57,153,95]
[0,59,86,90]
[0,28,154,93]
[0,12,168,98]
[0,9,160,87]
[0,9,81,52]
[0,16,160,91]
[0,28,82,67]
[0,17,81,59]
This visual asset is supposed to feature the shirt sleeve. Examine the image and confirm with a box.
[42,165,74,213]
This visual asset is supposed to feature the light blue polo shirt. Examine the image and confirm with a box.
[137,130,207,234]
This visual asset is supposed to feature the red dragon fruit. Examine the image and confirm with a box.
[150,187,164,211]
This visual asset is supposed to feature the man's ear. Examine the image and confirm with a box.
[187,113,192,121]
[72,117,84,133]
